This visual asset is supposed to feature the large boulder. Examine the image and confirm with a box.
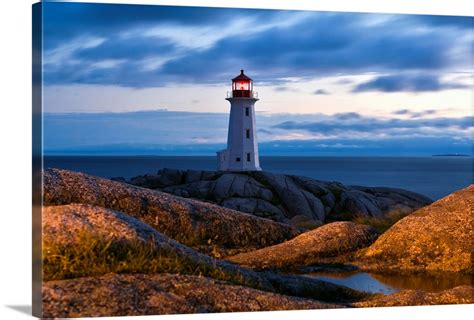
[356,185,474,273]
[42,273,340,318]
[350,186,433,215]
[252,172,327,221]
[227,222,379,270]
[353,285,474,307]
[221,197,287,221]
[212,173,274,201]
[126,168,431,224]
[334,190,383,217]
[43,169,298,251]
[163,172,286,221]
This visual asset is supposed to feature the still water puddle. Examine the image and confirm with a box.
[304,271,473,295]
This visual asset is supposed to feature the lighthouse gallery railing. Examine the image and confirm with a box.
[227,91,258,99]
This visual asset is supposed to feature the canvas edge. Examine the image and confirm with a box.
[32,2,43,318]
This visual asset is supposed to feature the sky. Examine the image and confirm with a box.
[42,2,473,155]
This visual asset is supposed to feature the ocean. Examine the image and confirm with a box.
[44,156,473,200]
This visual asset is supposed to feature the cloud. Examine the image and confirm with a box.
[44,36,106,66]
[333,112,362,120]
[392,109,438,118]
[137,17,258,51]
[257,137,472,156]
[353,74,469,93]
[42,3,472,88]
[43,2,264,49]
[258,129,273,134]
[334,78,354,85]
[313,89,330,95]
[273,114,473,139]
[159,13,457,84]
[414,15,474,29]
[274,86,300,92]
[43,110,473,156]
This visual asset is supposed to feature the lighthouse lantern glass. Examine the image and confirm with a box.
[239,81,249,90]
[233,80,250,91]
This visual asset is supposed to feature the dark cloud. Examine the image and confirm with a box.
[159,13,454,85]
[273,114,473,135]
[353,74,468,93]
[42,3,472,88]
[392,109,411,115]
[333,112,362,120]
[274,86,299,92]
[392,109,438,118]
[313,89,330,95]
[414,15,474,29]
[43,2,267,49]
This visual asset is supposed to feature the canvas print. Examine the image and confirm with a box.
[32,1,473,318]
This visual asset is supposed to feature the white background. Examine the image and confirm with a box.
[0,1,472,319]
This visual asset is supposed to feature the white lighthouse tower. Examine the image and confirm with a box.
[217,70,262,171]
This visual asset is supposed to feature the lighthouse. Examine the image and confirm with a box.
[217,70,262,171]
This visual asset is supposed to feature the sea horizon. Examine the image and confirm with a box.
[44,155,473,201]
[43,150,474,158]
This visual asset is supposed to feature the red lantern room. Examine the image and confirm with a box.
[232,69,253,98]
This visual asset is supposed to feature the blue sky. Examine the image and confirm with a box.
[42,2,473,155]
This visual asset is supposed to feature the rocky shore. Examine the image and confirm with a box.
[116,168,432,226]
[40,168,473,317]
[44,168,299,256]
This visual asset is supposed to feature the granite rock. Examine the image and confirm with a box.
[126,168,432,224]
[353,285,474,307]
[43,273,340,318]
[356,185,474,273]
[227,222,379,270]
[43,169,299,252]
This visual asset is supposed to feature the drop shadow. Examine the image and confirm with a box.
[5,305,32,316]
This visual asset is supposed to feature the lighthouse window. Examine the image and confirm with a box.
[238,81,249,90]
[236,157,241,162]
[247,153,251,162]
[245,107,249,116]
[246,129,250,139]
